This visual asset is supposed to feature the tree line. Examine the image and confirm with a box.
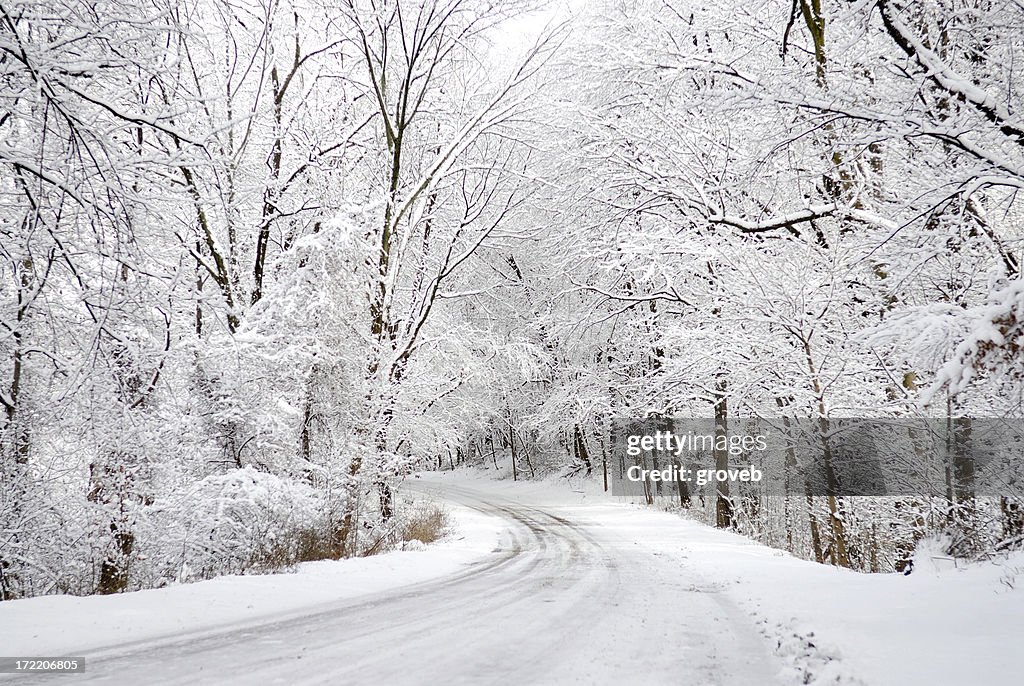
[3,0,1023,598]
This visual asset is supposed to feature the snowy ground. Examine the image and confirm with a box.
[420,469,1024,686]
[0,501,503,657]
[2,469,1021,685]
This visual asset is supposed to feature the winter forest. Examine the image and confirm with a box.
[3,0,1024,603]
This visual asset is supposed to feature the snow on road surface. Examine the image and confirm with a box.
[2,475,779,686]
[2,470,1021,685]
[418,471,1024,686]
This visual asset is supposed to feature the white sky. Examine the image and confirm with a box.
[484,0,582,62]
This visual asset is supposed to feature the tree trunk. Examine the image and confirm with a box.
[713,379,733,528]
[573,424,593,475]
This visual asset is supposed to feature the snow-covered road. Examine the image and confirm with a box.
[6,479,781,685]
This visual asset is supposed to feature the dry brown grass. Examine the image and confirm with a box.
[399,504,450,545]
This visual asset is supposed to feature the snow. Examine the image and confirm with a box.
[879,3,1024,138]
[3,468,1021,686]
[650,512,1022,686]
[0,501,503,657]
[417,469,1024,686]
[925,278,1024,400]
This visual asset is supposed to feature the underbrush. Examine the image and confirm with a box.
[0,468,454,599]
[397,502,450,547]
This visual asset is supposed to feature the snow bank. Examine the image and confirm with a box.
[0,501,502,656]
[646,513,1024,686]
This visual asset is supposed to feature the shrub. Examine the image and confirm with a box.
[144,466,323,583]
[398,503,450,546]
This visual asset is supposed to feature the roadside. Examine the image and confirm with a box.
[0,500,503,656]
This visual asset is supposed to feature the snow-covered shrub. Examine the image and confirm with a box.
[0,482,97,598]
[143,467,323,583]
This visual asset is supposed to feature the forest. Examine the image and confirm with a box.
[2,0,1023,600]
